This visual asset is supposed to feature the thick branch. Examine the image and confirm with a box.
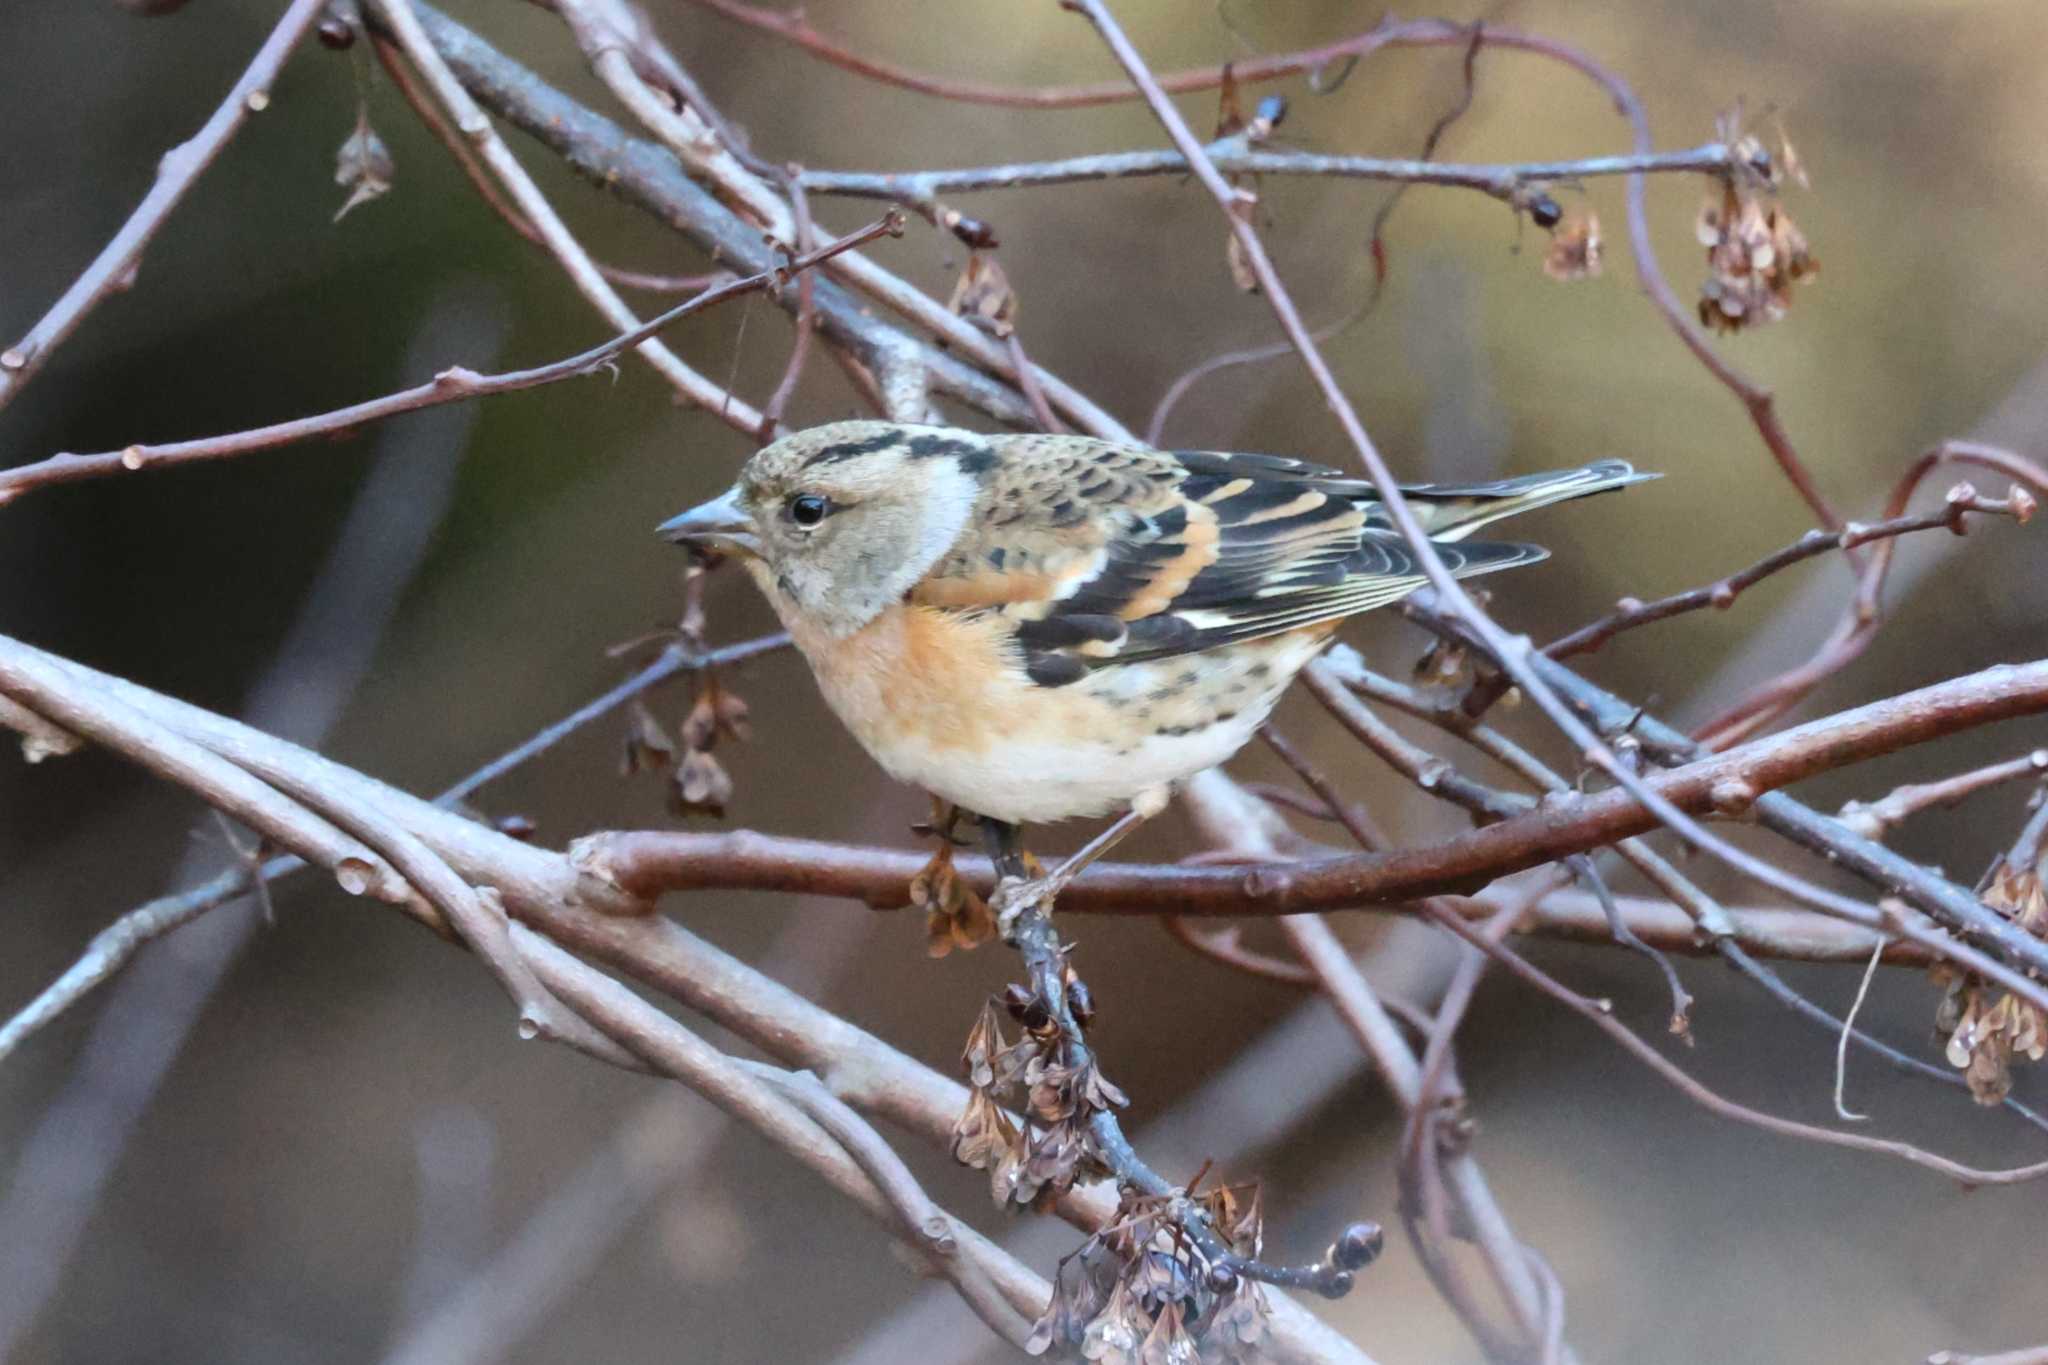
[578,657,2048,908]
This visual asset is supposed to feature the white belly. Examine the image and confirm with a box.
[870,630,1325,824]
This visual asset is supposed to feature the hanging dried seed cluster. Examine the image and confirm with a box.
[1934,860,2048,1104]
[1696,117,1817,333]
[910,805,998,955]
[952,980,1125,1210]
[621,670,750,817]
[1214,67,1287,295]
[1542,212,1603,282]
[1026,1185,1277,1363]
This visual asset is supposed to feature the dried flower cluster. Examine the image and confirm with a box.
[1935,860,2048,1103]
[948,251,1018,338]
[1695,122,1816,333]
[909,828,998,956]
[1214,68,1286,295]
[621,669,750,817]
[333,105,394,224]
[952,983,1125,1210]
[1026,1184,1277,1363]
[1543,212,1603,282]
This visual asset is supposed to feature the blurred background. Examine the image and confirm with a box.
[3,2,2046,1361]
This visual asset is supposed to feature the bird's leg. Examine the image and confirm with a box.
[986,786,1168,934]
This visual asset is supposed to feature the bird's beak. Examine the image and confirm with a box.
[657,486,761,559]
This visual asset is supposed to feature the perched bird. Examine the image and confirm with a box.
[660,421,1651,910]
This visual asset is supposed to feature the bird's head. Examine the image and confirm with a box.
[659,421,994,637]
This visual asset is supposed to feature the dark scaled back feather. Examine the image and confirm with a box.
[919,437,1651,686]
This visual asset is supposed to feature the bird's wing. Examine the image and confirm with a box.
[908,440,1547,685]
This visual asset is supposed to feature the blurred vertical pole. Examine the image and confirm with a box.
[0,290,505,1357]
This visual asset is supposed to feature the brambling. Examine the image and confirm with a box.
[660,421,1650,913]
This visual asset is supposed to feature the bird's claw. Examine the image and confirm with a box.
[991,873,1057,939]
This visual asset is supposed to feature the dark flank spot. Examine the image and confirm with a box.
[1024,653,1088,688]
[956,446,999,477]
[985,546,1006,569]
[1047,498,1080,525]
[1215,710,1238,724]
[1248,661,1272,678]
[801,432,901,467]
[1176,669,1198,687]
[1156,721,1210,737]
[1147,687,1172,703]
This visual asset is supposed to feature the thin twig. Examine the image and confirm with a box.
[1312,652,2048,1128]
[1696,441,2048,746]
[0,223,895,503]
[542,0,1133,442]
[370,29,721,294]
[0,0,329,410]
[799,141,1731,209]
[1838,749,2048,842]
[1056,0,1945,1036]
[1542,484,2035,666]
[367,0,762,427]
[1833,938,1886,1122]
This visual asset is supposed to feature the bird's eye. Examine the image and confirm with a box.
[788,493,831,527]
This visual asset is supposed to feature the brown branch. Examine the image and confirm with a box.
[1839,749,2048,843]
[1419,902,2048,1187]
[590,653,2048,1008]
[386,4,1045,433]
[367,0,763,429]
[1307,651,2048,1122]
[0,221,895,504]
[0,0,329,410]
[1698,441,2048,746]
[540,0,1133,442]
[1161,916,1318,987]
[1544,481,2035,666]
[1179,772,1558,1357]
[0,634,1371,1363]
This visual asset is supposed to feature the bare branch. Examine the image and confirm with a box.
[0,0,329,409]
[367,0,762,428]
[1543,482,2035,666]
[0,223,894,504]
[799,140,1733,209]
[1839,750,2048,842]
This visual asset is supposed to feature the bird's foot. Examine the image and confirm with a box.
[989,853,1058,941]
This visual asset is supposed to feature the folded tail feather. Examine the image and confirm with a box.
[1391,459,1656,541]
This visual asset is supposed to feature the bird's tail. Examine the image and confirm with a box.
[1393,459,1657,542]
